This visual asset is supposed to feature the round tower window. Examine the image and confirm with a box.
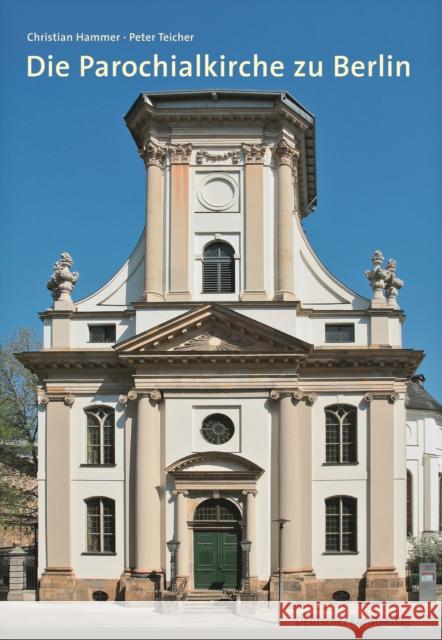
[201,413,234,445]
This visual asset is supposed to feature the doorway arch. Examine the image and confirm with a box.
[193,498,242,590]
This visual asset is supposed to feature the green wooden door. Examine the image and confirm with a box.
[194,530,240,589]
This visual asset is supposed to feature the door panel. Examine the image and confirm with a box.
[194,530,240,590]
[219,531,239,589]
[194,532,218,589]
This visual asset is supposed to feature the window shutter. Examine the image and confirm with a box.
[220,261,234,292]
[203,262,219,293]
[202,242,235,293]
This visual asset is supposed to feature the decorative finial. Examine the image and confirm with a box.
[365,250,403,309]
[384,258,404,309]
[47,252,79,310]
[365,250,387,308]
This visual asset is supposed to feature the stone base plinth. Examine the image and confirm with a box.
[119,572,164,601]
[270,571,316,600]
[39,570,77,601]
[270,573,368,601]
[74,578,120,601]
[365,570,406,601]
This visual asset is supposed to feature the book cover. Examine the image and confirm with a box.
[0,1,440,637]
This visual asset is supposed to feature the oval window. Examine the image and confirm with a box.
[92,590,108,601]
[201,414,234,445]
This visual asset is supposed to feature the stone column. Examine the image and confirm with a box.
[133,391,162,574]
[39,394,76,600]
[365,394,405,600]
[243,490,258,583]
[276,392,313,599]
[167,144,192,301]
[120,392,137,571]
[241,145,267,301]
[274,141,298,301]
[141,141,166,302]
[423,454,440,533]
[173,490,190,586]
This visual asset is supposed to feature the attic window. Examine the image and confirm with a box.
[325,324,355,343]
[89,325,116,343]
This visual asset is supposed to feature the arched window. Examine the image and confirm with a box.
[407,470,413,537]
[325,405,357,464]
[325,496,357,553]
[86,406,115,465]
[86,497,115,553]
[202,242,235,294]
[194,498,241,523]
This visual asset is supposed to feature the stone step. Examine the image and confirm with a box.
[185,590,234,601]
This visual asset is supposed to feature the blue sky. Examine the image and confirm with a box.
[0,0,441,396]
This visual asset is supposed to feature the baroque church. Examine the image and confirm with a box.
[18,90,442,601]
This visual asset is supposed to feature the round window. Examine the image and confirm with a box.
[201,413,234,445]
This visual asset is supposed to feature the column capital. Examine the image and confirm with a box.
[242,143,266,164]
[172,489,189,497]
[139,140,167,168]
[118,391,138,405]
[241,489,257,497]
[269,389,296,401]
[364,392,399,404]
[42,392,75,407]
[269,389,316,405]
[293,391,317,406]
[133,389,164,404]
[273,139,299,167]
[168,143,192,164]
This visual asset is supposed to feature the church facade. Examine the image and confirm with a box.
[19,90,439,602]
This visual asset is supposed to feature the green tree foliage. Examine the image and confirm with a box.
[408,533,442,584]
[0,328,40,529]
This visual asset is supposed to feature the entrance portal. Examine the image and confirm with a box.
[193,499,242,590]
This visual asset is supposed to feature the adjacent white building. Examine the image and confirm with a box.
[18,90,441,602]
[406,374,442,538]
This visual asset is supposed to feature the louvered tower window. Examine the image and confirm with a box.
[202,242,235,293]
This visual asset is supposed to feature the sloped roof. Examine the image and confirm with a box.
[406,376,442,414]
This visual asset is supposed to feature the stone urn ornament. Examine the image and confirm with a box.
[47,252,79,310]
[365,250,403,309]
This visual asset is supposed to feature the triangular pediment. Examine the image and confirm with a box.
[114,303,312,354]
[166,452,264,479]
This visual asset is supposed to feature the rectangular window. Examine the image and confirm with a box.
[88,324,116,343]
[325,324,355,343]
[325,496,357,553]
[86,498,115,553]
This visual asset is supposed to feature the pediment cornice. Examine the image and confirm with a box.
[114,303,313,357]
[166,451,264,481]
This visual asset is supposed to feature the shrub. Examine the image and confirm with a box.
[407,533,442,583]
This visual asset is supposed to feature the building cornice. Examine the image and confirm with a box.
[39,309,136,320]
[16,345,423,379]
